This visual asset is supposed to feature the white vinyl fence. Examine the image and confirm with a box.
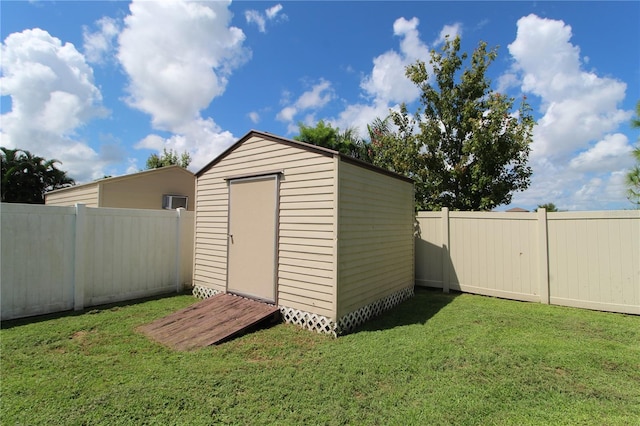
[1,203,194,320]
[416,208,640,315]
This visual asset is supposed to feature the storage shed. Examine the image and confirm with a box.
[193,130,414,335]
[45,165,195,211]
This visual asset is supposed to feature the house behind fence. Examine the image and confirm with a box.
[45,166,195,211]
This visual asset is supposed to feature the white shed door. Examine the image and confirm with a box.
[227,176,278,303]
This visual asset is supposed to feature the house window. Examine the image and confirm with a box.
[162,194,188,210]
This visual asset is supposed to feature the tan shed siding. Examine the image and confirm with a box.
[337,161,414,318]
[45,184,100,207]
[194,135,337,317]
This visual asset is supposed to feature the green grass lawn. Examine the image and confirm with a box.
[2,288,639,425]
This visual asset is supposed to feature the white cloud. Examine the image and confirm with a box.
[360,17,428,106]
[361,50,415,105]
[277,15,433,136]
[118,0,249,130]
[605,170,630,203]
[118,0,250,166]
[393,17,430,65]
[508,14,630,161]
[508,15,579,100]
[135,118,236,173]
[505,14,634,210]
[569,133,633,173]
[266,4,284,20]
[509,149,635,211]
[0,28,114,182]
[392,16,418,34]
[574,177,603,203]
[277,106,297,122]
[296,80,333,109]
[83,16,120,64]
[245,3,286,33]
[497,72,520,94]
[248,111,260,124]
[277,80,333,123]
[332,100,399,138]
[126,158,140,175]
[434,23,462,45]
[330,17,433,137]
[244,10,266,33]
[134,134,166,151]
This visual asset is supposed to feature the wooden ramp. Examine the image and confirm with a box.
[139,293,280,350]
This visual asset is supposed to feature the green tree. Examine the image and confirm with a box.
[626,101,640,207]
[536,202,559,212]
[294,120,373,162]
[1,147,75,204]
[146,148,191,169]
[368,112,428,204]
[375,35,535,211]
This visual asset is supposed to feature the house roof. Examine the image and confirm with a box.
[195,130,413,183]
[505,207,529,212]
[45,165,195,195]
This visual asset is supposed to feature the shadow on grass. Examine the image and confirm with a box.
[352,286,458,334]
[0,290,194,330]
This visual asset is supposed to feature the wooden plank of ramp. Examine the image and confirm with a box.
[139,293,280,350]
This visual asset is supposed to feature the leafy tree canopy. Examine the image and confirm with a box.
[372,35,535,211]
[626,101,640,207]
[536,203,559,212]
[1,147,75,204]
[146,148,191,169]
[294,120,373,162]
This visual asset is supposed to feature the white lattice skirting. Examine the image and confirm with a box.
[192,285,222,299]
[191,284,414,337]
[279,307,338,335]
[280,286,414,337]
[336,286,414,335]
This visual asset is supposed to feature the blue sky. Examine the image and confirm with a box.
[1,1,638,210]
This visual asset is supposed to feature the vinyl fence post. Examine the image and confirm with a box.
[537,208,550,304]
[442,207,450,293]
[74,203,86,311]
[175,208,184,293]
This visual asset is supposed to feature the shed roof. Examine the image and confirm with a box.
[195,130,413,183]
[45,165,195,195]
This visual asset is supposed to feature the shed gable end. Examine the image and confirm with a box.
[194,135,338,318]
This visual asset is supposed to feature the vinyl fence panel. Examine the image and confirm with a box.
[1,203,194,320]
[179,208,195,287]
[416,209,640,315]
[414,211,444,289]
[547,211,639,314]
[1,204,76,319]
[80,208,180,306]
[448,211,540,302]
